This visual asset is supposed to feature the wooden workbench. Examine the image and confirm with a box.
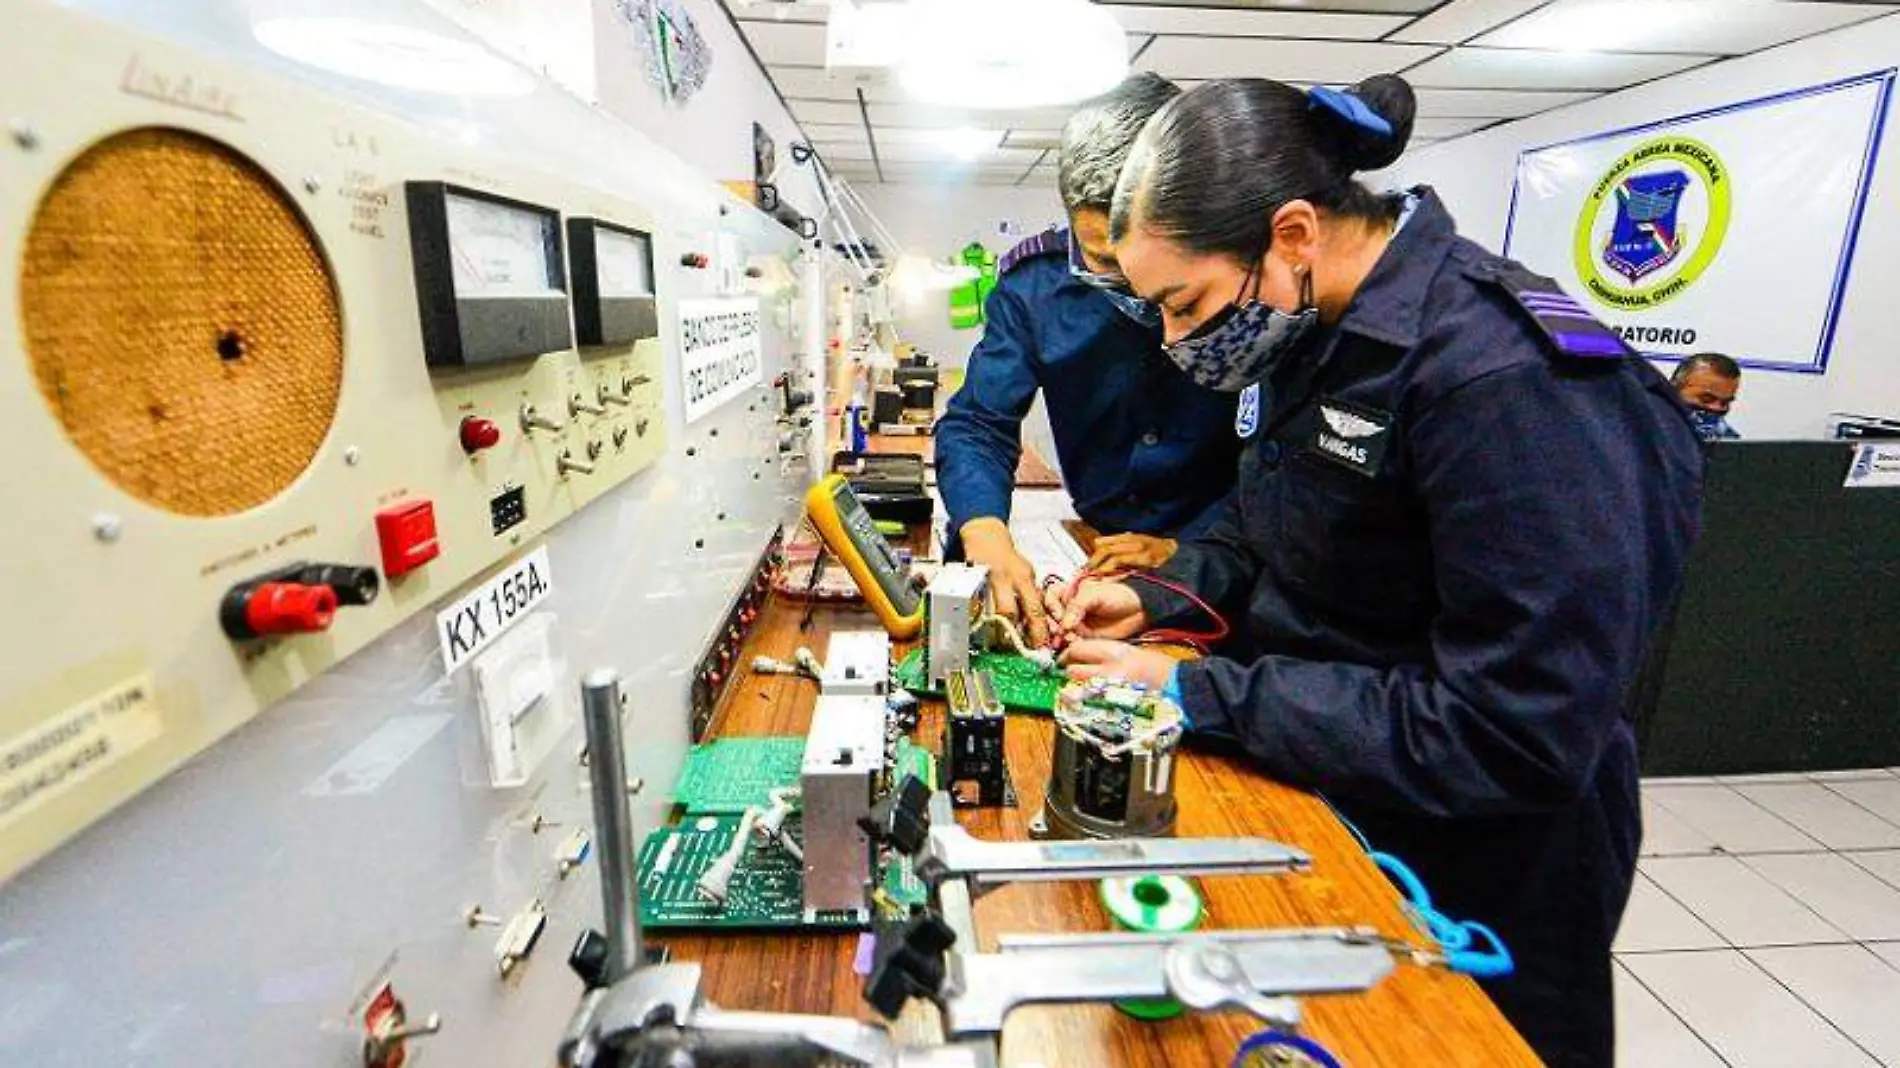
[653,594,1542,1067]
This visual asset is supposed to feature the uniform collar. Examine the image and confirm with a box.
[1332,186,1457,351]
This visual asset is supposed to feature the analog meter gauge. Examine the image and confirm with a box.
[567,217,659,348]
[405,182,572,366]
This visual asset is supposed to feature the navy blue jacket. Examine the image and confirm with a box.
[936,228,1240,543]
[1140,190,1704,1067]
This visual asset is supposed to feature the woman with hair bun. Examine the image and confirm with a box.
[1046,75,1705,1066]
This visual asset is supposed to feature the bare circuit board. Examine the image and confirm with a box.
[671,736,809,814]
[640,739,934,928]
[893,649,1064,714]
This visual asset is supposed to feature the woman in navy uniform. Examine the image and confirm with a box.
[1048,75,1704,1067]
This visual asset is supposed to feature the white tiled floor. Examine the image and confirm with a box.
[1619,767,1900,1067]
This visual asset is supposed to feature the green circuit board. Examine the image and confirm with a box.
[671,736,808,814]
[640,740,939,928]
[892,648,1065,713]
[637,814,859,929]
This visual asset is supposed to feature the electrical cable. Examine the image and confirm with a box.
[1322,797,1515,980]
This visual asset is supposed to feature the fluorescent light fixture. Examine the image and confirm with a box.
[254,17,537,96]
[899,0,1127,109]
[1488,0,1717,54]
[933,127,1002,161]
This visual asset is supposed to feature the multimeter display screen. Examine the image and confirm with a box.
[832,480,921,614]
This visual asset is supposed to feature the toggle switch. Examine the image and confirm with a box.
[557,451,595,478]
[569,393,606,418]
[519,403,565,435]
[459,416,502,455]
[361,981,440,1068]
[599,383,631,408]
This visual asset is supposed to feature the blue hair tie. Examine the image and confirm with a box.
[1308,86,1393,139]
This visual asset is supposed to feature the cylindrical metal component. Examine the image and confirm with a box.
[580,669,642,984]
[1041,731,1178,840]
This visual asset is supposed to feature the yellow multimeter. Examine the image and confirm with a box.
[804,474,925,639]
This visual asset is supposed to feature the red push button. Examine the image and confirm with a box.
[245,582,337,636]
[376,500,441,578]
[460,416,503,454]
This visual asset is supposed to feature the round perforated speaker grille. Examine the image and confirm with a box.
[20,127,343,517]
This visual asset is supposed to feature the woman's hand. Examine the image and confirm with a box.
[1085,533,1179,573]
[1044,577,1148,644]
[1059,640,1179,689]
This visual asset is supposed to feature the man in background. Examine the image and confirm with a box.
[1672,352,1742,440]
[936,73,1240,644]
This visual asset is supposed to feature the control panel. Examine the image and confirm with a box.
[0,3,715,882]
[689,526,786,740]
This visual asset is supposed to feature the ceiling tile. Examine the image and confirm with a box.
[1473,0,1886,55]
[738,19,827,66]
[1002,129,1064,150]
[866,102,1080,129]
[1410,115,1496,138]
[1404,46,1713,91]
[1138,37,1441,82]
[789,99,867,124]
[799,121,868,143]
[1096,0,1438,12]
[727,1,828,24]
[1411,87,1600,118]
[1103,5,1410,38]
[771,66,906,102]
[1386,0,1548,45]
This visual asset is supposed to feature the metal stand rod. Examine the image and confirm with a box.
[581,669,642,984]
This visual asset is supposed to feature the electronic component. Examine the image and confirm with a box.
[374,499,440,579]
[218,562,380,641]
[404,182,572,367]
[800,694,887,923]
[942,670,1009,808]
[831,452,931,524]
[689,526,784,740]
[822,630,891,696]
[489,485,528,535]
[803,475,923,639]
[695,808,760,906]
[892,648,1066,713]
[567,217,659,347]
[1033,678,1186,840]
[671,737,806,814]
[459,415,503,454]
[924,563,989,690]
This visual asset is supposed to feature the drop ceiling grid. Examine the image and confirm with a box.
[722,1,1900,185]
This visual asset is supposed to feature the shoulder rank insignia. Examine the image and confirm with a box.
[1483,263,1633,361]
[998,227,1067,275]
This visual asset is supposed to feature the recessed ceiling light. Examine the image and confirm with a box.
[899,0,1127,109]
[1492,0,1718,54]
[254,17,537,97]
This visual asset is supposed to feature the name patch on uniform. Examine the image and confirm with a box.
[1305,398,1391,478]
[1235,383,1261,438]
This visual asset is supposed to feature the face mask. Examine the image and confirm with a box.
[1069,235,1160,327]
[1688,407,1735,441]
[1163,266,1318,393]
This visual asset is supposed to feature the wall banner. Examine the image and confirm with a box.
[1503,71,1895,373]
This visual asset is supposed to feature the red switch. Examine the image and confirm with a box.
[245,582,337,636]
[460,416,502,454]
[376,500,441,579]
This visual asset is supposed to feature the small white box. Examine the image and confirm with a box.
[926,563,989,690]
[822,630,891,696]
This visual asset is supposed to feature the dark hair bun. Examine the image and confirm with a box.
[1326,75,1417,172]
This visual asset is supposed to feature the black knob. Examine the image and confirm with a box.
[862,912,956,1019]
[858,776,932,856]
[568,929,612,990]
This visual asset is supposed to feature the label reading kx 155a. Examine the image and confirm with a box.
[437,546,553,674]
[0,674,162,829]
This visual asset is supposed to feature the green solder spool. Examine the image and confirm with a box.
[1100,875,1205,1020]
